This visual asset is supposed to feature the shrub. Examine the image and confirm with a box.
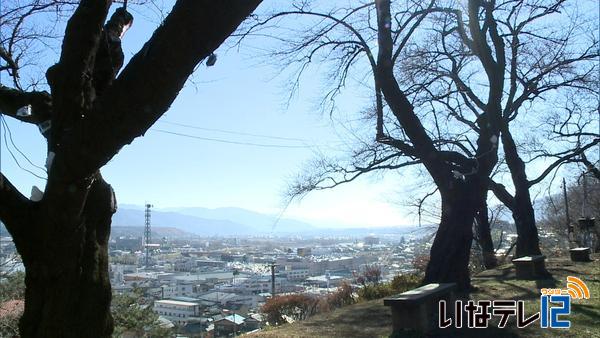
[357,283,394,300]
[325,281,356,309]
[355,264,382,286]
[411,255,429,274]
[357,274,421,301]
[390,274,421,293]
[262,282,357,326]
[261,294,320,326]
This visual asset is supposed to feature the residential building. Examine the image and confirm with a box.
[153,299,201,326]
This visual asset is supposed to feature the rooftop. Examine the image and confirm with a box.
[155,299,199,306]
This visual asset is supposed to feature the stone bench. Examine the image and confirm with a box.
[512,255,546,279]
[384,283,456,334]
[569,247,592,262]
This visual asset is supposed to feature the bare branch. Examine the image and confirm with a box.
[0,172,33,244]
[528,138,600,187]
[51,0,262,181]
[0,84,52,125]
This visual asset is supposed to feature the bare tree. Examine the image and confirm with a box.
[242,0,515,290]
[0,1,261,337]
[539,176,600,250]
[395,0,597,259]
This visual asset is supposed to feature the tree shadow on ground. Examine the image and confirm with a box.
[389,326,521,338]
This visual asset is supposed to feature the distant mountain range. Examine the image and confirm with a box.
[111,226,192,239]
[111,205,424,237]
[113,205,316,235]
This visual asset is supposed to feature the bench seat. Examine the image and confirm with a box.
[384,283,456,334]
[569,247,592,262]
[512,255,547,279]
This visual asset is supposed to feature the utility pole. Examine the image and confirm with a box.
[563,179,571,227]
[563,178,573,245]
[270,262,276,297]
[144,203,152,269]
[582,173,589,218]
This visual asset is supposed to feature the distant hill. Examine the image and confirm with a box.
[163,206,315,233]
[112,207,254,236]
[111,226,194,239]
[112,205,420,237]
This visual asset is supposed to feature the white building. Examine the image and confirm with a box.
[153,299,201,326]
[282,268,310,281]
[235,275,283,294]
[160,283,195,298]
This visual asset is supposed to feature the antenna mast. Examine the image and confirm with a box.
[144,203,152,268]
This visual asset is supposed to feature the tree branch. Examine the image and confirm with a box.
[0,172,33,243]
[0,84,52,124]
[528,138,600,187]
[47,0,111,112]
[489,179,515,213]
[51,0,262,181]
[375,0,447,183]
[92,7,134,97]
[579,152,600,180]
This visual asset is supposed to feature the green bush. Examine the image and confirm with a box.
[357,274,421,301]
[389,274,420,293]
[112,288,172,337]
[357,283,394,300]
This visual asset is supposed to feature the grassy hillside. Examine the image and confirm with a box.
[247,255,600,338]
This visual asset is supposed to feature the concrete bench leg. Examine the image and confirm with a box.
[514,261,547,279]
[389,293,455,334]
[390,304,429,334]
[570,249,591,262]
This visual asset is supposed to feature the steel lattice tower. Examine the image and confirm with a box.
[144,203,152,268]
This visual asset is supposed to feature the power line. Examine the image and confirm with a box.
[157,120,308,142]
[151,128,320,149]
[1,116,46,172]
[0,117,46,180]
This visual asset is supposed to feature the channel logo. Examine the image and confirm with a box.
[565,276,590,299]
[540,276,591,329]
[439,276,592,329]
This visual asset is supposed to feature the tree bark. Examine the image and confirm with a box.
[474,199,498,269]
[18,176,116,338]
[500,126,543,258]
[424,179,485,290]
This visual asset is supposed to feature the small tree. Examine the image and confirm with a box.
[111,289,171,338]
[261,294,320,326]
[0,272,25,337]
[354,264,382,286]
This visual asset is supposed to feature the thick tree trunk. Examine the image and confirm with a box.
[500,128,543,258]
[512,185,542,257]
[475,200,498,269]
[424,180,483,290]
[18,177,116,338]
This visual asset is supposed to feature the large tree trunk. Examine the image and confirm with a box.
[475,199,498,269]
[0,2,261,337]
[424,180,484,290]
[500,127,543,258]
[18,176,116,338]
[512,185,542,257]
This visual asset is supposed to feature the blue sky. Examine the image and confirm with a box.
[3,1,594,229]
[0,2,414,228]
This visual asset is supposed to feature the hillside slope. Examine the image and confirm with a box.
[248,255,600,338]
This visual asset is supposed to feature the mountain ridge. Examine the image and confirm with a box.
[112,205,421,237]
